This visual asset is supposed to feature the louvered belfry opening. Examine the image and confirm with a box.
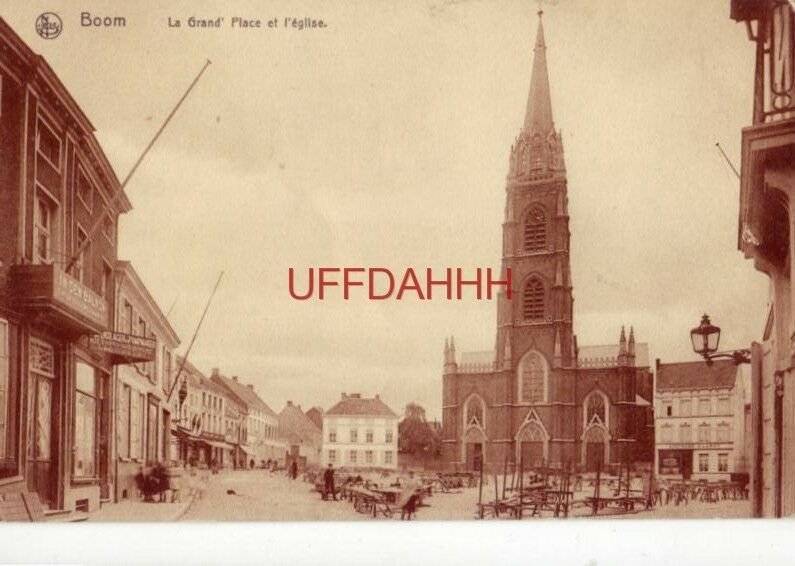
[524,207,547,252]
[523,278,545,320]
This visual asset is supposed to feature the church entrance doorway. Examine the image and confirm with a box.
[520,441,543,469]
[583,426,608,472]
[463,426,486,471]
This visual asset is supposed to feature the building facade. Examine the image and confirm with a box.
[0,18,134,512]
[440,14,654,473]
[731,0,795,517]
[654,360,749,481]
[321,393,399,470]
[211,371,283,466]
[112,262,179,501]
[278,400,322,470]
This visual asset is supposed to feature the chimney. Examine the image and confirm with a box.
[341,392,347,400]
[247,384,253,390]
[297,404,301,410]
[287,401,293,407]
[232,376,238,382]
[350,393,361,399]
[375,394,380,401]
[211,368,219,377]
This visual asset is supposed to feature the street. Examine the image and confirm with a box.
[175,470,751,522]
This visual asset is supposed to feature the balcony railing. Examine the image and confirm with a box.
[736,0,795,124]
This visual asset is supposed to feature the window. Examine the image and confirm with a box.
[130,391,144,459]
[365,450,373,464]
[328,431,336,443]
[162,348,172,393]
[698,398,711,416]
[366,430,373,443]
[102,215,114,244]
[664,402,673,417]
[0,320,9,468]
[146,401,158,463]
[660,425,672,443]
[698,424,711,443]
[74,362,98,477]
[349,450,357,464]
[718,453,729,473]
[101,261,112,300]
[523,206,546,252]
[680,399,692,417]
[138,318,146,338]
[717,423,730,443]
[350,430,358,443]
[523,278,545,320]
[74,226,89,284]
[717,398,730,415]
[679,423,691,443]
[384,450,393,464]
[34,196,54,264]
[698,453,709,473]
[119,301,133,334]
[328,449,336,463]
[519,351,547,404]
[118,384,131,459]
[76,169,93,211]
[465,396,484,427]
[29,339,55,462]
[586,393,607,424]
[36,119,61,170]
[385,431,393,444]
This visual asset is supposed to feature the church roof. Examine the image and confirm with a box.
[523,12,554,134]
[656,360,738,392]
[578,343,650,368]
[326,394,398,418]
[460,350,494,365]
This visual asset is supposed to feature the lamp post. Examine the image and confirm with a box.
[690,314,751,365]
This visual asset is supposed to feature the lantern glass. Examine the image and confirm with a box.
[690,314,721,356]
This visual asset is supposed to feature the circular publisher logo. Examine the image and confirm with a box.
[35,12,63,39]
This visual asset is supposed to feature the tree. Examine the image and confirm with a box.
[398,402,441,458]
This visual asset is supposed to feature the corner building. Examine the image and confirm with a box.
[441,15,654,472]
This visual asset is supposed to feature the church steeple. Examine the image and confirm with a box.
[508,11,565,181]
[523,12,554,135]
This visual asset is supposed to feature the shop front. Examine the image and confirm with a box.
[658,449,693,480]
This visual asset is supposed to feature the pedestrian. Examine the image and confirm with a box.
[323,463,336,500]
[290,460,298,480]
[250,458,255,470]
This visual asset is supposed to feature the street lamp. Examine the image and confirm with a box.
[690,313,751,365]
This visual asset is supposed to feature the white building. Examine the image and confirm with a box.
[654,359,750,481]
[322,393,399,470]
[112,261,180,501]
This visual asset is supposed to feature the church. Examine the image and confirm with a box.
[440,14,654,473]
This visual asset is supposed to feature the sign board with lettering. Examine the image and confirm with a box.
[89,331,156,364]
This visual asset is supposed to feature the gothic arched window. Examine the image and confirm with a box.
[524,206,547,252]
[523,277,545,320]
[586,392,606,424]
[465,395,485,428]
[518,351,547,404]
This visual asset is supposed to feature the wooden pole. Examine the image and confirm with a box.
[502,454,508,500]
[518,455,524,519]
[493,472,499,516]
[592,458,601,516]
[478,456,484,519]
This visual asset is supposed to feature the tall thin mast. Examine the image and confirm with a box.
[65,59,212,273]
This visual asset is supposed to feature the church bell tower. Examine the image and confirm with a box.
[495,12,575,383]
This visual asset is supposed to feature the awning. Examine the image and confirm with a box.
[239,445,254,455]
[201,439,228,450]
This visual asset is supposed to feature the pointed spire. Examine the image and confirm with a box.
[523,11,554,135]
[618,326,628,367]
[444,338,450,364]
[628,326,636,366]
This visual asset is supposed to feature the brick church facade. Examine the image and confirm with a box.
[441,14,654,472]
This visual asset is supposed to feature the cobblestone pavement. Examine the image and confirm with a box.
[89,497,193,522]
[178,470,752,522]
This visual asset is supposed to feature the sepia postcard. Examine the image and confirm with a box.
[0,1,794,552]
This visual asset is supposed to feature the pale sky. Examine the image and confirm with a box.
[3,0,769,420]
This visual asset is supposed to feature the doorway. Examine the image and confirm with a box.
[27,339,58,506]
[465,442,483,471]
